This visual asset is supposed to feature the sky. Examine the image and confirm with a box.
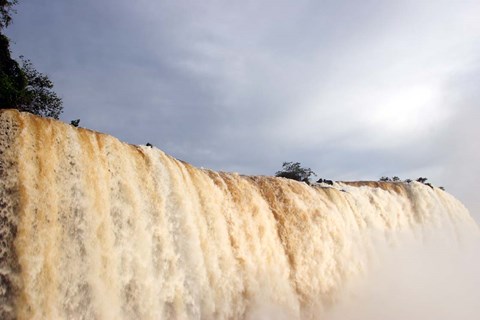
[6,0,480,220]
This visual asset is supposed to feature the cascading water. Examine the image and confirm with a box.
[0,110,478,319]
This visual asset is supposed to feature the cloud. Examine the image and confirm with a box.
[6,0,480,219]
[435,66,480,220]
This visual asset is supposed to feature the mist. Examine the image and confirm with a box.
[325,232,480,320]
[1,110,478,319]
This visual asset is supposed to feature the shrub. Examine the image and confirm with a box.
[275,162,316,184]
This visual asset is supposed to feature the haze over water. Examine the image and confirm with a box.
[1,110,478,319]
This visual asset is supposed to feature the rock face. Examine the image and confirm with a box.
[0,109,478,320]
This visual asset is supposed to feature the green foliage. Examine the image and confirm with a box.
[0,2,63,119]
[18,57,63,119]
[275,162,316,183]
[0,0,17,30]
[0,33,26,105]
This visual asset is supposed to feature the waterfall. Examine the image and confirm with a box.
[0,110,478,319]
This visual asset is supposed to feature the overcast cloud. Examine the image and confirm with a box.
[6,0,480,220]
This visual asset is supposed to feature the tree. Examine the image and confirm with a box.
[0,33,26,107]
[18,57,63,118]
[275,162,316,183]
[0,0,17,30]
[0,1,63,119]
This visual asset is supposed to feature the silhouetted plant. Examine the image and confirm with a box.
[0,0,17,30]
[0,2,63,119]
[0,33,26,108]
[317,178,334,185]
[275,162,316,184]
[17,57,63,119]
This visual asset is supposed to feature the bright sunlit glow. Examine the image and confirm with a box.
[369,84,440,132]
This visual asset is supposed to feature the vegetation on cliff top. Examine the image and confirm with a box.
[274,163,445,190]
[0,0,63,119]
[275,162,316,184]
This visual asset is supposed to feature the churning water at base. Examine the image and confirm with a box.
[0,110,478,319]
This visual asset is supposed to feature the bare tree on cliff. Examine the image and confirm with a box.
[0,0,63,119]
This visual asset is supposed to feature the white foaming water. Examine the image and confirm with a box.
[0,110,478,319]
